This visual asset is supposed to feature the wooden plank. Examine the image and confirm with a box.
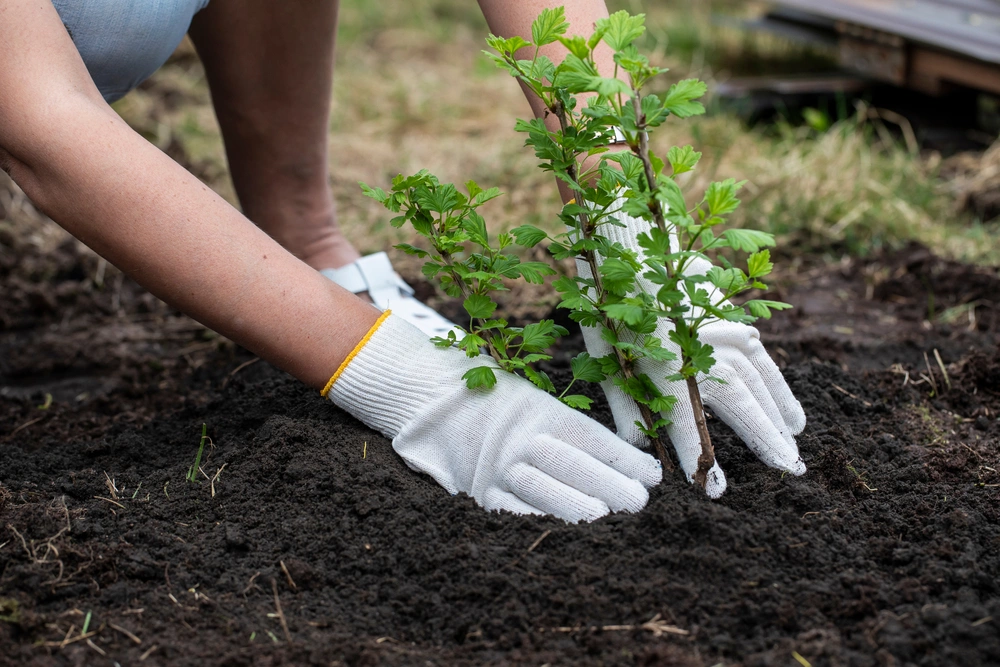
[771,0,1000,64]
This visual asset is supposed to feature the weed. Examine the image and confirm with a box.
[186,423,210,483]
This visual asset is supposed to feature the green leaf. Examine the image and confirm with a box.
[556,35,590,60]
[662,79,707,118]
[472,186,502,206]
[462,366,497,390]
[667,145,702,175]
[510,224,549,248]
[561,394,594,410]
[525,367,556,393]
[458,332,487,356]
[393,243,428,258]
[641,94,669,127]
[359,182,389,204]
[599,257,637,294]
[516,261,557,284]
[746,249,774,278]
[464,294,497,320]
[705,178,744,217]
[603,151,645,180]
[520,319,563,351]
[706,266,746,293]
[656,177,688,218]
[532,6,569,46]
[570,352,605,383]
[721,228,775,253]
[597,10,646,51]
[602,301,646,326]
[745,299,792,319]
[636,417,672,437]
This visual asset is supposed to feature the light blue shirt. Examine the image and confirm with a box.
[52,0,210,102]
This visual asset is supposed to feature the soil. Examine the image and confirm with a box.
[2,231,999,666]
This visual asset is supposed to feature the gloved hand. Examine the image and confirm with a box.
[324,312,662,522]
[578,208,807,498]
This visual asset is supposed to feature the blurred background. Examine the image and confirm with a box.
[2,0,999,286]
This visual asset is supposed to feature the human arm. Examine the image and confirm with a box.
[0,0,660,520]
[0,0,377,387]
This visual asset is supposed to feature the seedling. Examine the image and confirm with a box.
[186,423,210,483]
[361,172,600,409]
[363,8,791,491]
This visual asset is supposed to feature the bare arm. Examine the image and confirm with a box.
[477,0,621,201]
[0,0,379,389]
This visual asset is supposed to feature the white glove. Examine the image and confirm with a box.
[579,209,807,498]
[325,312,662,522]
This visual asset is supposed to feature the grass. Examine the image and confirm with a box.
[5,0,999,268]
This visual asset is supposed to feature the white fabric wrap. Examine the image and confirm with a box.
[578,206,807,498]
[328,314,662,522]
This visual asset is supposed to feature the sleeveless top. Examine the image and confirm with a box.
[52,0,210,102]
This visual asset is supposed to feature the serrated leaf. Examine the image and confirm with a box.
[662,79,707,118]
[359,182,389,204]
[721,228,775,253]
[556,34,590,60]
[597,10,646,51]
[705,178,744,217]
[464,294,497,320]
[561,394,594,410]
[516,261,557,284]
[393,243,428,258]
[641,94,669,127]
[602,301,646,326]
[472,186,502,206]
[520,320,562,351]
[668,145,702,175]
[745,299,792,319]
[532,6,569,46]
[462,366,497,390]
[525,367,556,393]
[510,224,549,248]
[747,249,774,278]
[571,352,605,383]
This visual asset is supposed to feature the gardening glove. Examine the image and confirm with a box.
[577,209,807,498]
[323,311,662,522]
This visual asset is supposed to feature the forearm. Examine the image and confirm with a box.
[3,96,378,389]
[477,0,622,202]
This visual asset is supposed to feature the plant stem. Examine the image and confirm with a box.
[630,92,714,486]
[686,371,715,488]
[437,248,504,365]
[552,100,673,473]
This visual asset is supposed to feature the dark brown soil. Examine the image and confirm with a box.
[2,232,999,666]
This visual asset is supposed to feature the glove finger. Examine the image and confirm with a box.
[600,380,649,447]
[664,392,728,498]
[703,373,806,475]
[560,416,663,488]
[529,434,650,513]
[746,338,807,435]
[713,355,797,451]
[480,488,545,517]
[503,462,611,523]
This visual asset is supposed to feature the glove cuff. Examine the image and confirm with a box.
[324,312,481,439]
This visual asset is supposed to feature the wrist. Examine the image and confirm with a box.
[325,313,485,438]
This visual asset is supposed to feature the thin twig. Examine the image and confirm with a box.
[271,578,292,643]
[933,349,951,391]
[222,357,260,389]
[280,561,298,591]
[109,623,142,645]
